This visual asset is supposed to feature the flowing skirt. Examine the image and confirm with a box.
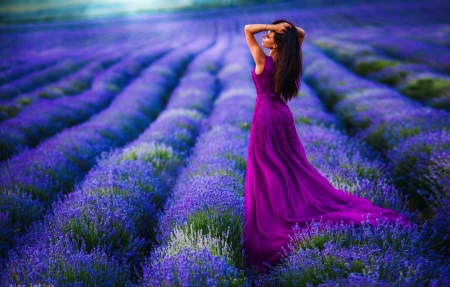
[242,93,409,272]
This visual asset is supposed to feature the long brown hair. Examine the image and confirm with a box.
[272,19,302,102]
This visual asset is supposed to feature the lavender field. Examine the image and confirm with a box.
[1,0,449,286]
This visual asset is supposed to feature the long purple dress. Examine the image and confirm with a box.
[242,54,409,272]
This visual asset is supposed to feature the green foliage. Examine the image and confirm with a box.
[183,208,245,269]
[19,97,33,106]
[274,255,366,287]
[296,117,311,125]
[397,126,421,143]
[61,210,132,254]
[0,105,21,118]
[362,123,389,151]
[204,63,218,73]
[107,83,121,92]
[0,191,45,258]
[379,70,409,86]
[207,169,245,187]
[354,60,398,76]
[264,220,428,287]
[176,121,198,132]
[120,142,183,174]
[401,77,450,101]
[239,121,250,131]
[225,153,247,172]
[71,81,90,92]
[428,96,450,110]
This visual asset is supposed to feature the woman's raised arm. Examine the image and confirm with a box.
[295,26,306,46]
[244,24,269,68]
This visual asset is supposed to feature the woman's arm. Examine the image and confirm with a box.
[295,26,306,46]
[244,24,266,69]
[244,23,290,71]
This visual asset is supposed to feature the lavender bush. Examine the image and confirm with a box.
[328,27,450,73]
[141,41,253,286]
[310,37,450,110]
[0,42,205,260]
[1,35,227,285]
[0,57,91,101]
[0,58,57,85]
[0,56,120,123]
[259,218,449,287]
[0,49,165,161]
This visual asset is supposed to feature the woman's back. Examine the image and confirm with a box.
[251,55,275,95]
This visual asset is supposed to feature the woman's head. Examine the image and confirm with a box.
[266,19,302,102]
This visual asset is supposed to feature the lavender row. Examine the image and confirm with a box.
[141,40,254,286]
[0,56,95,101]
[331,24,450,50]
[301,43,450,142]
[0,58,58,86]
[0,18,178,59]
[0,21,151,76]
[0,30,172,107]
[330,27,450,74]
[0,56,120,123]
[336,2,449,30]
[0,22,195,107]
[0,18,187,100]
[260,217,449,286]
[399,24,450,48]
[302,43,450,215]
[310,37,450,110]
[1,37,225,285]
[0,42,206,260]
[0,48,165,162]
[143,126,249,286]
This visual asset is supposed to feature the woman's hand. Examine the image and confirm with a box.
[272,22,292,34]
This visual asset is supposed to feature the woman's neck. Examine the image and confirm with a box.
[269,50,278,61]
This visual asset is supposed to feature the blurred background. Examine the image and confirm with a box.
[1,0,405,24]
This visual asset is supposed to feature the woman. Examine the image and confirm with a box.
[242,20,410,273]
